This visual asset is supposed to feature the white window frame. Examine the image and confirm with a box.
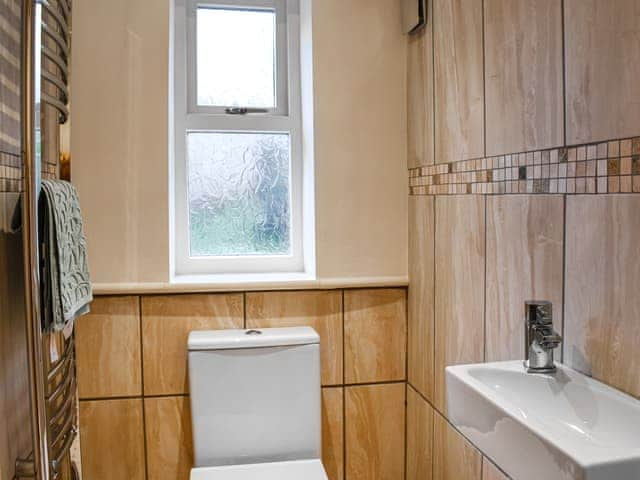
[172,0,305,276]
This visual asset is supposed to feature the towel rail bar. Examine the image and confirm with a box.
[50,403,74,448]
[41,93,69,124]
[41,70,68,103]
[46,340,72,383]
[40,0,70,125]
[41,46,67,80]
[51,428,77,477]
[40,1,69,40]
[56,0,69,21]
[17,1,50,478]
[42,23,69,57]
[45,361,74,405]
[48,362,75,405]
[48,385,74,428]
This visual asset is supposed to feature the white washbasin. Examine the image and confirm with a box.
[446,361,640,480]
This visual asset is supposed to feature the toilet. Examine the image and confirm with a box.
[187,326,328,479]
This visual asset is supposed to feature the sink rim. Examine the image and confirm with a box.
[446,360,640,469]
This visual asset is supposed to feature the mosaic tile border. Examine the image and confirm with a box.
[0,156,56,190]
[0,151,21,192]
[409,136,640,195]
[42,161,57,180]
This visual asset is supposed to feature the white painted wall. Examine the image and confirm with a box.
[71,0,407,289]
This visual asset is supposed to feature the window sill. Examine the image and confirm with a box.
[172,272,317,288]
[91,275,409,295]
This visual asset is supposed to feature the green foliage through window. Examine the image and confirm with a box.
[187,132,291,257]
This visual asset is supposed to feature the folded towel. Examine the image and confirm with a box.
[39,180,92,333]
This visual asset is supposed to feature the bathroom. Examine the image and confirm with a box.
[1,0,639,479]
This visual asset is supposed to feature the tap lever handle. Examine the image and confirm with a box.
[525,300,553,325]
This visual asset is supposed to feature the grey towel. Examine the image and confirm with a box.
[40,180,92,332]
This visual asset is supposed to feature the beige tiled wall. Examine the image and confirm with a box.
[408,0,640,197]
[433,411,482,480]
[485,195,564,362]
[76,288,406,480]
[344,289,406,384]
[409,0,640,165]
[406,0,640,478]
[345,383,405,480]
[434,196,485,412]
[141,294,244,395]
[483,0,564,156]
[144,397,193,480]
[407,197,435,402]
[406,386,433,480]
[79,399,146,480]
[75,296,142,398]
[565,0,640,144]
[406,16,434,169]
[321,387,344,480]
[482,457,510,480]
[408,193,640,479]
[564,196,640,397]
[433,0,484,162]
[246,290,343,386]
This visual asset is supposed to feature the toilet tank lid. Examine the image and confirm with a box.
[188,327,320,351]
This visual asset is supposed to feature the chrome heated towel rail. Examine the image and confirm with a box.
[15,1,74,479]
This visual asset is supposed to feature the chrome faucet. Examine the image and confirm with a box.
[524,301,562,373]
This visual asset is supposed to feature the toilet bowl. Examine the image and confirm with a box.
[187,327,328,479]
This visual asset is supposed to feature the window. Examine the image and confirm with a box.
[173,0,309,277]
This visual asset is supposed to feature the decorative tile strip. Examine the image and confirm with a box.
[42,161,58,180]
[0,149,20,167]
[0,152,21,192]
[409,136,640,195]
[0,171,21,192]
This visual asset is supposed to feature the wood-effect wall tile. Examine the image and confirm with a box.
[434,0,484,162]
[407,18,434,168]
[79,399,146,480]
[144,396,193,480]
[344,289,407,384]
[408,196,435,400]
[483,457,510,480]
[435,196,485,412]
[565,0,640,144]
[142,294,243,395]
[565,196,640,398]
[0,233,32,476]
[407,386,433,480]
[486,196,564,362]
[322,387,344,480]
[246,290,343,385]
[484,0,564,155]
[75,296,141,398]
[345,383,405,480]
[433,412,482,480]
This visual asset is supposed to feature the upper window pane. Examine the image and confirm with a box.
[196,7,276,108]
[187,132,291,257]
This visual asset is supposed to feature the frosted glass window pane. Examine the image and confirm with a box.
[197,8,276,108]
[187,132,291,257]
